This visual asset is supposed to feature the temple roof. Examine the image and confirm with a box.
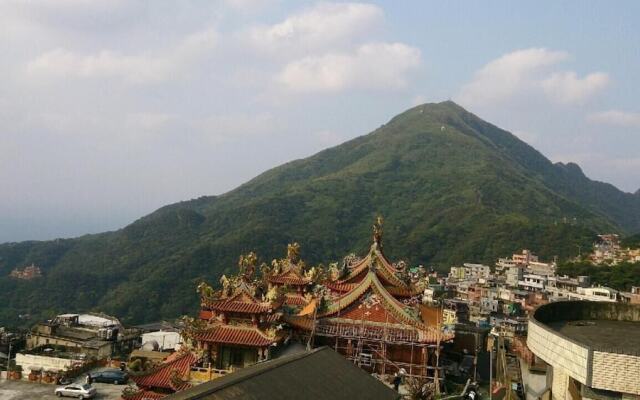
[321,269,423,328]
[284,293,309,307]
[268,268,310,286]
[285,266,452,344]
[201,281,279,314]
[331,242,422,297]
[204,299,274,314]
[121,390,166,400]
[132,352,197,391]
[193,324,281,347]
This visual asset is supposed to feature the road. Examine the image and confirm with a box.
[0,379,125,400]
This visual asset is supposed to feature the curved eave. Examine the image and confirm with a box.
[321,270,424,329]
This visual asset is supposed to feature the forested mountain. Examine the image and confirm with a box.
[1,101,638,327]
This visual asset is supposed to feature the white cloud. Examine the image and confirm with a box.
[26,29,217,84]
[457,48,609,107]
[542,71,609,104]
[248,2,383,53]
[277,42,421,93]
[224,0,277,13]
[197,112,280,144]
[587,110,640,128]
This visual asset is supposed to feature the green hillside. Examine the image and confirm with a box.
[1,101,638,327]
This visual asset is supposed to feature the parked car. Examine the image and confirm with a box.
[54,383,96,399]
[90,369,129,384]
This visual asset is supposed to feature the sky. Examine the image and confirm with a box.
[1,1,639,243]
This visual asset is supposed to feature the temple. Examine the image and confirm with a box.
[287,217,451,380]
[126,218,449,400]
[193,252,286,372]
[266,242,313,309]
[126,351,197,399]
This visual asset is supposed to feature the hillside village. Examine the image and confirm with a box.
[2,220,639,399]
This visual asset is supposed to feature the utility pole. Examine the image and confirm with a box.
[4,340,12,381]
[488,329,499,400]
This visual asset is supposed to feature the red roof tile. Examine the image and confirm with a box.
[338,301,403,324]
[132,352,197,391]
[326,282,357,292]
[386,286,422,297]
[285,294,309,306]
[268,270,310,286]
[199,310,213,320]
[283,315,314,330]
[121,390,166,400]
[204,300,272,314]
[194,325,276,347]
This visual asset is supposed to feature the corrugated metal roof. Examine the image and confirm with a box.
[162,347,400,400]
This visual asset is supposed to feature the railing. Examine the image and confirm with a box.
[314,323,422,343]
[190,366,233,382]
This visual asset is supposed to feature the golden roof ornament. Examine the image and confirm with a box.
[287,242,300,264]
[238,251,258,281]
[373,216,384,248]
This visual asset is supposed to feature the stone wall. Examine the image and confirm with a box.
[15,353,75,375]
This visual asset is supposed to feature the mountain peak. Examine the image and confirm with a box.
[555,162,586,178]
[2,101,639,326]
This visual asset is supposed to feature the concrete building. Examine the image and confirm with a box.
[527,301,640,399]
[497,249,555,279]
[505,265,524,287]
[518,274,547,292]
[26,313,139,359]
[463,263,492,279]
[573,287,619,302]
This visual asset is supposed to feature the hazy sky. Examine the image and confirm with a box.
[1,1,639,243]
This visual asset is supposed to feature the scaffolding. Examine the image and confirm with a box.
[309,319,445,382]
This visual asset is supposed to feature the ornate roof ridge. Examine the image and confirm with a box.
[206,322,272,338]
[368,271,425,327]
[321,271,375,316]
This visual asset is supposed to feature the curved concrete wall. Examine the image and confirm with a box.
[527,301,640,396]
[527,319,589,385]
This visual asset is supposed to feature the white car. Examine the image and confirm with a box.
[54,383,97,399]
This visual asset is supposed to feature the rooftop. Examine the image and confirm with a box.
[163,347,400,400]
[548,320,640,354]
[532,301,640,356]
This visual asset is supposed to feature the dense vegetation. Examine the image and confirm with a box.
[1,101,638,328]
[558,262,640,291]
[621,233,640,249]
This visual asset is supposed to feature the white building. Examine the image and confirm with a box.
[141,331,183,351]
[518,274,547,291]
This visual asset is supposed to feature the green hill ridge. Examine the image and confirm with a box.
[1,101,639,327]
